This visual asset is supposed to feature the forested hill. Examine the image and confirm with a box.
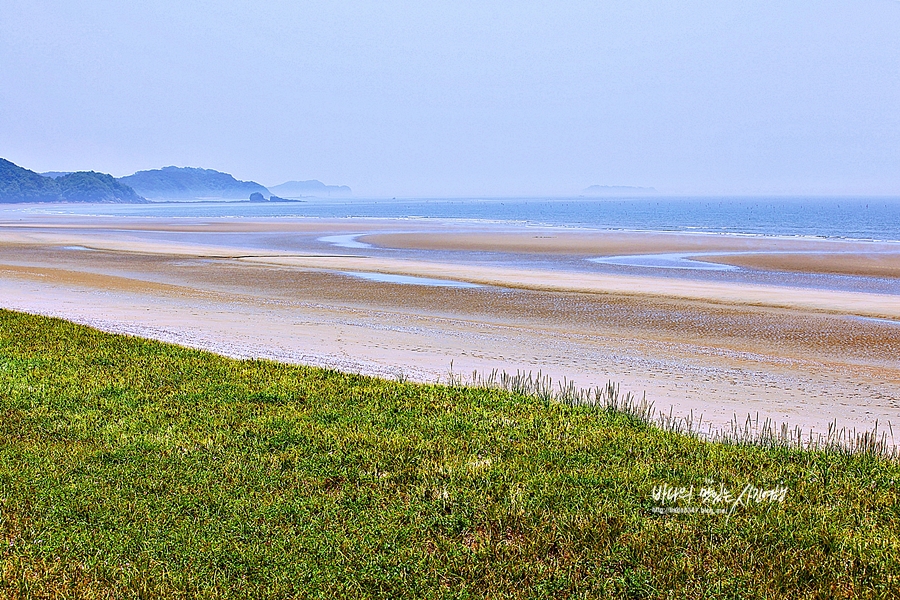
[119,166,269,199]
[0,158,146,203]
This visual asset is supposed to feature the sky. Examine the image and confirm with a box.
[2,0,899,197]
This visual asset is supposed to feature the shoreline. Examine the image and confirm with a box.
[6,197,900,243]
[1,215,898,436]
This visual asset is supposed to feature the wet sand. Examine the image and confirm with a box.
[1,215,898,436]
[701,252,900,279]
[365,228,899,256]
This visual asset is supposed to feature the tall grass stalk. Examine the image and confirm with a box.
[447,366,898,460]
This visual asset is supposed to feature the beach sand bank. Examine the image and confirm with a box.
[1,216,897,436]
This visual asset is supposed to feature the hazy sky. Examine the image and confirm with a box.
[2,1,899,197]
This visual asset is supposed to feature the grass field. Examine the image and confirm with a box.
[0,309,898,598]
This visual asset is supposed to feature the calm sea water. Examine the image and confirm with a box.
[19,197,900,241]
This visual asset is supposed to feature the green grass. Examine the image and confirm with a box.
[0,309,898,599]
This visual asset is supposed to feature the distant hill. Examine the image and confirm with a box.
[582,185,657,197]
[56,171,145,203]
[120,166,269,199]
[268,180,351,198]
[1,158,145,203]
[41,171,73,179]
[1,159,62,202]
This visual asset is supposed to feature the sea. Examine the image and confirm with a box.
[16,196,900,242]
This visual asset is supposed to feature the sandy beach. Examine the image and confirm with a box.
[1,212,898,436]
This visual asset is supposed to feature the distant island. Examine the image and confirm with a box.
[119,166,269,200]
[248,192,302,203]
[581,185,657,196]
[268,180,352,198]
[1,158,146,204]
